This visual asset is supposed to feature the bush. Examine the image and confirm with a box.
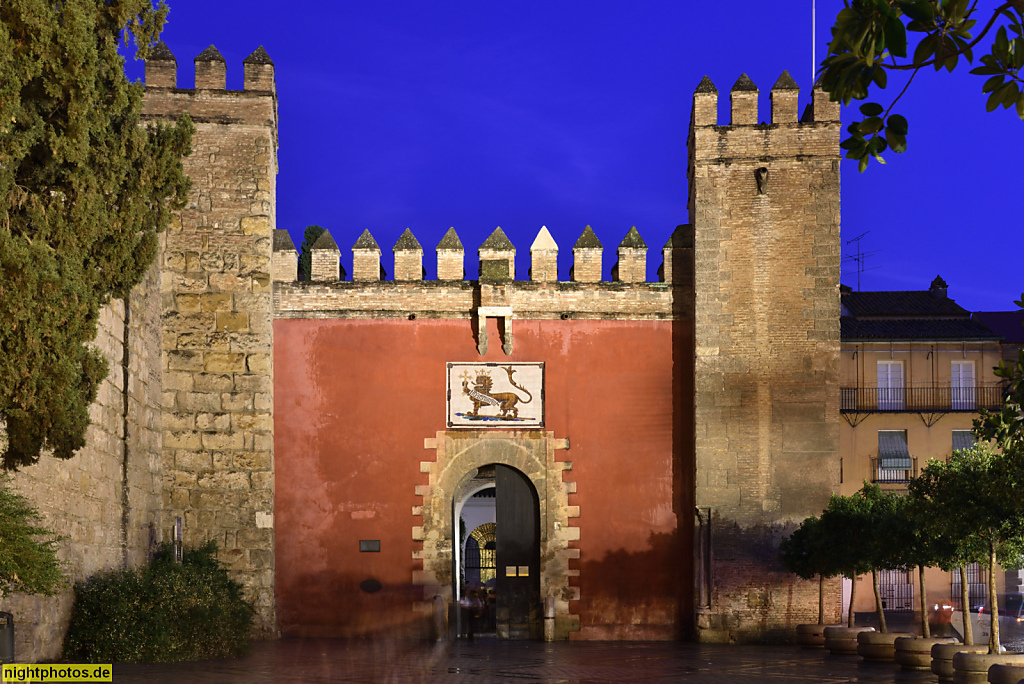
[62,541,253,662]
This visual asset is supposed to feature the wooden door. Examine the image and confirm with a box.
[495,464,540,639]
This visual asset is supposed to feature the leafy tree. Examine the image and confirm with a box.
[0,479,65,601]
[818,491,875,627]
[0,1,193,469]
[820,0,1024,170]
[974,293,1024,449]
[781,515,843,625]
[910,453,989,645]
[297,224,326,281]
[912,442,1024,653]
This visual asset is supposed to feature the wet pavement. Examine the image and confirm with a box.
[110,639,947,683]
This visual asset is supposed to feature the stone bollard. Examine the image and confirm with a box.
[988,662,1024,683]
[951,651,1024,683]
[824,626,875,655]
[796,623,837,648]
[894,636,958,671]
[857,630,914,662]
[932,643,989,682]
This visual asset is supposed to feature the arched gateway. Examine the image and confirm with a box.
[418,431,577,639]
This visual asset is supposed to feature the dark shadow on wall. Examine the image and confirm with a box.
[277,572,429,639]
[697,515,839,643]
[670,228,696,640]
[576,530,685,639]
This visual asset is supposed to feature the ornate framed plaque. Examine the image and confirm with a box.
[446,362,544,429]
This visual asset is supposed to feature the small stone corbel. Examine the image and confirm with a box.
[476,306,513,355]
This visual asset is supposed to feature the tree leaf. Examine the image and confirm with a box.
[860,102,885,116]
[887,113,909,135]
[888,131,908,153]
[983,75,1006,93]
[898,0,936,24]
[914,33,938,65]
[884,16,909,57]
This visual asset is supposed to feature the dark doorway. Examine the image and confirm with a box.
[494,464,541,640]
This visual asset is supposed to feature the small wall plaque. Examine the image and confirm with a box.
[359,540,381,553]
[505,565,517,577]
[518,566,529,577]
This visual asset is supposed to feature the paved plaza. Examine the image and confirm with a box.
[111,639,943,683]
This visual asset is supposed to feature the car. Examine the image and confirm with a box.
[951,593,1024,648]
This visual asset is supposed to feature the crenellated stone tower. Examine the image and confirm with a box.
[142,43,279,636]
[689,72,842,641]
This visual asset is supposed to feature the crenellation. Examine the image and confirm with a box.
[352,229,381,282]
[309,229,341,282]
[478,226,515,280]
[145,41,176,88]
[194,45,227,90]
[243,46,275,93]
[436,227,465,281]
[529,226,558,282]
[729,73,758,125]
[393,228,424,281]
[769,71,799,124]
[612,226,647,283]
[571,226,603,283]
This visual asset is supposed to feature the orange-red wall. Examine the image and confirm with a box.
[273,316,693,639]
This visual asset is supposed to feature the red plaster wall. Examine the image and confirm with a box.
[273,317,693,639]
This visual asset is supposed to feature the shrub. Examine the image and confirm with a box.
[62,541,253,662]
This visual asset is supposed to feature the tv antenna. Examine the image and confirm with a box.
[843,231,881,291]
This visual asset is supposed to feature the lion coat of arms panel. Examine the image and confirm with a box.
[447,362,544,428]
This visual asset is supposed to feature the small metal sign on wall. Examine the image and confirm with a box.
[447,362,544,429]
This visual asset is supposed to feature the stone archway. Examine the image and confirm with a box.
[414,430,579,639]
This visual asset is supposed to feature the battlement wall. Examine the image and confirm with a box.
[272,224,694,322]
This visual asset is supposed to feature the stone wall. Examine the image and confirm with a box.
[142,46,279,637]
[689,73,842,641]
[1,260,165,662]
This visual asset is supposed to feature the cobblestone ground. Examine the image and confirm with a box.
[110,640,945,683]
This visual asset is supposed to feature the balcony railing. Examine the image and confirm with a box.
[870,456,918,484]
[840,384,1006,413]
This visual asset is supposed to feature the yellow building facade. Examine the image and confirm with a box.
[838,277,1009,619]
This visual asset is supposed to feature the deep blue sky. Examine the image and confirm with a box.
[125,1,1023,312]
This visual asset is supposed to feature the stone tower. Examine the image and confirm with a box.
[689,72,842,641]
[142,43,279,635]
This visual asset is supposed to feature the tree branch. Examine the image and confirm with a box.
[885,2,1016,70]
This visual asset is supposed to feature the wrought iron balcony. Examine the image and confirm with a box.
[870,456,918,484]
[840,384,1006,414]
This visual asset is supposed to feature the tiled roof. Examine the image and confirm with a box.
[841,290,970,318]
[841,317,1000,341]
[972,310,1024,343]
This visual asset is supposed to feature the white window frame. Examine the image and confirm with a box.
[877,360,905,410]
[951,360,976,410]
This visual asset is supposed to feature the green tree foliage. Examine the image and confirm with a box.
[781,515,843,625]
[62,541,253,662]
[821,0,1024,170]
[975,293,1024,449]
[0,478,64,600]
[0,1,193,469]
[297,224,325,281]
[818,491,876,627]
[912,442,1024,652]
